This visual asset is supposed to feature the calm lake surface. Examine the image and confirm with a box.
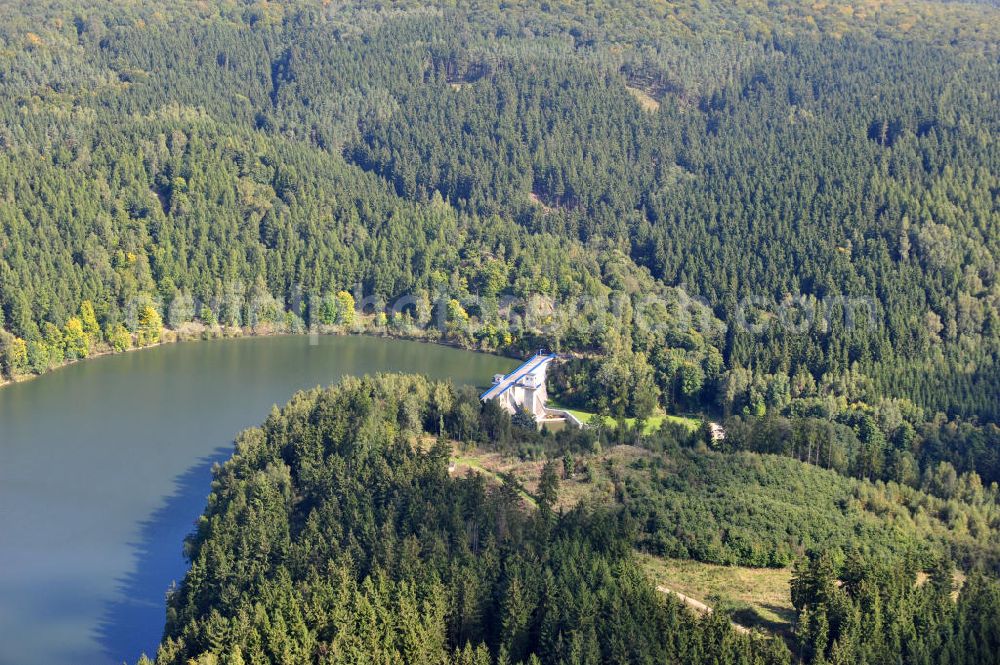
[0,335,514,665]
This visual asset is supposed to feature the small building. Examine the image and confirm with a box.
[708,422,725,442]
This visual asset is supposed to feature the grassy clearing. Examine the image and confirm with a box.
[451,452,539,507]
[638,553,795,638]
[916,569,967,600]
[528,191,559,214]
[625,85,661,112]
[557,405,701,435]
[450,442,651,510]
[451,445,640,511]
[451,443,652,511]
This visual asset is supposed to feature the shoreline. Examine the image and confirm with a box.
[0,321,518,393]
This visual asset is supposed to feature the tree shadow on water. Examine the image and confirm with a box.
[95,446,231,664]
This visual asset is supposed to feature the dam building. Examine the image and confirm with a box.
[479,352,582,428]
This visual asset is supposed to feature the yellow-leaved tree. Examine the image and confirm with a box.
[108,323,132,353]
[80,300,101,344]
[335,291,355,327]
[0,332,28,378]
[63,317,90,359]
[137,306,163,347]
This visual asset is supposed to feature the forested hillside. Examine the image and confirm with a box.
[2,2,1000,660]
[151,375,792,664]
[0,2,1000,419]
[150,374,1000,664]
[2,1,999,488]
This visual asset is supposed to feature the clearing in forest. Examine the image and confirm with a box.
[638,553,796,640]
[626,85,661,112]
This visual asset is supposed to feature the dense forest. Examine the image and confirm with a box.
[148,374,1000,664]
[1,0,999,661]
[151,375,791,664]
[2,0,998,495]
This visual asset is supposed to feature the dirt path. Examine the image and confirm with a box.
[656,585,751,634]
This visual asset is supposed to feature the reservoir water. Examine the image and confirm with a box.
[0,335,514,665]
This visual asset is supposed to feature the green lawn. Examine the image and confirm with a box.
[555,405,701,435]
